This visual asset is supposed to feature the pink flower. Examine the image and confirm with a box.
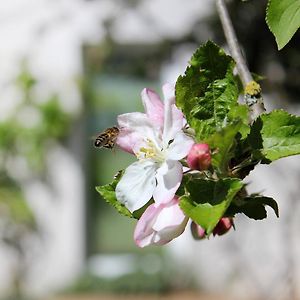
[134,197,188,248]
[115,84,194,212]
[213,217,233,236]
[190,221,206,240]
[190,218,233,240]
[187,143,211,171]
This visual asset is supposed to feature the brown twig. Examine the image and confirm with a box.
[216,0,266,121]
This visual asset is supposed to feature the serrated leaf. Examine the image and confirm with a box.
[228,105,250,138]
[226,196,279,220]
[175,41,240,141]
[248,110,300,162]
[207,121,242,174]
[266,0,300,50]
[96,171,133,218]
[179,178,243,235]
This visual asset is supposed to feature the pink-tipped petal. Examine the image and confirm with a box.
[141,88,164,126]
[116,129,142,154]
[117,112,161,153]
[134,204,160,247]
[134,199,188,248]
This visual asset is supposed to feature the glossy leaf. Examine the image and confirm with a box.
[248,110,300,162]
[207,120,243,174]
[175,41,240,141]
[179,178,243,235]
[226,196,279,220]
[96,171,133,218]
[266,0,300,49]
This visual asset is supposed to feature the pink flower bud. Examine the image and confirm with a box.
[190,222,206,240]
[213,218,233,236]
[187,143,211,170]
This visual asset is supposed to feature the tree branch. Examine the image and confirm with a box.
[216,0,265,121]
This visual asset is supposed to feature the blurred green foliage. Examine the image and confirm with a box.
[64,271,170,295]
[0,66,74,298]
[0,187,35,227]
[0,69,72,172]
[39,95,71,139]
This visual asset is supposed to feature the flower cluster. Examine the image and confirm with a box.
[97,42,284,249]
[113,84,232,247]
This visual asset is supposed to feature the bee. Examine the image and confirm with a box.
[94,126,120,150]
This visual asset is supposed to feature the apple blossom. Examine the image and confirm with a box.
[213,217,233,236]
[134,197,188,248]
[187,143,211,171]
[190,221,206,240]
[190,217,233,240]
[115,84,194,212]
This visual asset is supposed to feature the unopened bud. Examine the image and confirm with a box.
[190,222,206,240]
[187,143,211,170]
[213,218,233,236]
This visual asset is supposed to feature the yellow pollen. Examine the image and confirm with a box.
[139,147,156,158]
[136,139,164,161]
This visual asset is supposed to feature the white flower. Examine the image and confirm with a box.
[115,84,194,212]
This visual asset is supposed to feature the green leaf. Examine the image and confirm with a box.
[266,0,300,50]
[226,196,279,220]
[132,199,154,219]
[175,41,240,141]
[179,178,243,235]
[96,171,133,218]
[227,105,250,138]
[207,121,243,174]
[248,110,300,162]
[204,105,250,175]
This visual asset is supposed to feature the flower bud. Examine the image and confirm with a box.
[213,218,233,236]
[190,222,206,240]
[187,143,211,170]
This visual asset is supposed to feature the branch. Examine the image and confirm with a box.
[216,0,265,121]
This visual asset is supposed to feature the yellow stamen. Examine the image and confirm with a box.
[139,147,156,158]
[136,139,164,162]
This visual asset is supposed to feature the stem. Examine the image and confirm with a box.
[216,0,265,121]
[216,0,252,86]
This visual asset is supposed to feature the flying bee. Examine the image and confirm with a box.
[94,126,120,150]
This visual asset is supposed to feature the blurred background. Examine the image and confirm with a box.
[0,0,300,299]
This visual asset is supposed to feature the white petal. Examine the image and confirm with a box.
[153,160,182,205]
[166,131,194,160]
[153,199,186,230]
[155,215,188,244]
[162,84,184,147]
[116,160,158,212]
[162,83,175,105]
[162,85,175,146]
